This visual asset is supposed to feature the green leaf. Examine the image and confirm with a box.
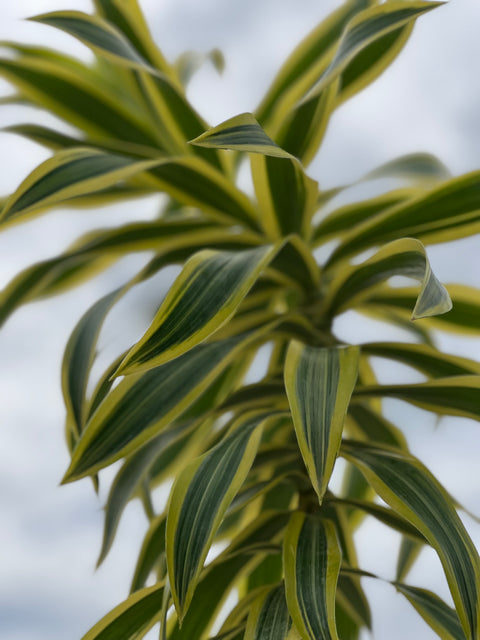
[0,148,163,225]
[284,512,341,640]
[324,237,452,320]
[244,583,293,640]
[329,170,480,264]
[190,112,294,159]
[302,1,442,104]
[362,283,480,335]
[30,11,155,73]
[62,330,266,482]
[363,152,451,184]
[130,514,166,592]
[117,244,277,374]
[166,411,268,617]
[395,584,467,640]
[342,440,480,640]
[62,289,120,440]
[250,154,319,239]
[336,573,371,630]
[93,0,172,74]
[396,536,424,582]
[79,583,164,640]
[362,342,480,377]
[284,342,359,503]
[355,375,480,422]
[168,511,290,639]
[97,420,195,566]
[0,55,158,146]
[347,401,407,449]
[255,0,370,125]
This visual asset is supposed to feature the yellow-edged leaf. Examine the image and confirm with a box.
[244,583,293,640]
[284,342,360,503]
[342,440,480,639]
[283,512,341,640]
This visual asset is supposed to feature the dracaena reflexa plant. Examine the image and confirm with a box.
[2,0,480,638]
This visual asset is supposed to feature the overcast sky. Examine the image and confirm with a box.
[1,1,479,639]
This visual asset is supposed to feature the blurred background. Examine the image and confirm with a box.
[0,1,479,638]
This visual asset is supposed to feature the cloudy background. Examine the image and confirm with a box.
[0,1,479,638]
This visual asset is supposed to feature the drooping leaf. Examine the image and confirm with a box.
[336,573,371,630]
[62,330,267,482]
[284,512,341,640]
[329,170,480,264]
[62,288,120,440]
[166,411,268,617]
[362,283,480,335]
[395,584,467,640]
[362,342,480,377]
[363,152,451,184]
[347,401,407,449]
[342,440,480,639]
[396,536,424,582]
[324,237,452,320]
[355,375,480,422]
[79,583,164,640]
[284,342,359,502]
[190,112,294,159]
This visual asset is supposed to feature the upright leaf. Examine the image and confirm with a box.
[244,583,293,640]
[284,342,359,502]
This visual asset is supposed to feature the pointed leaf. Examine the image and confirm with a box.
[166,411,267,617]
[190,112,294,159]
[395,584,467,640]
[325,237,452,320]
[302,1,441,103]
[364,152,451,184]
[396,536,423,582]
[342,440,480,639]
[118,245,277,374]
[284,342,359,502]
[131,514,166,593]
[79,583,164,640]
[62,289,120,440]
[62,330,265,482]
[284,513,341,640]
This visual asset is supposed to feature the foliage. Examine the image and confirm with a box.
[1,1,480,638]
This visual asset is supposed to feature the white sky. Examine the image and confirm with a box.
[0,1,479,639]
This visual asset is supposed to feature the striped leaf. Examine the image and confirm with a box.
[362,342,480,377]
[168,511,290,638]
[329,170,480,265]
[62,289,120,440]
[166,411,267,618]
[336,573,371,630]
[93,0,172,73]
[80,583,164,640]
[190,112,294,159]
[302,1,441,104]
[31,11,156,73]
[313,188,420,244]
[283,513,341,640]
[363,283,480,335]
[324,237,452,320]
[250,154,319,239]
[363,152,451,184]
[117,244,278,374]
[347,402,407,449]
[62,331,264,482]
[97,420,196,566]
[255,0,371,125]
[0,148,162,225]
[244,583,293,640]
[0,55,158,146]
[355,375,480,422]
[284,342,359,502]
[395,584,467,640]
[342,440,480,639]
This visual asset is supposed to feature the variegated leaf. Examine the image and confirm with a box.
[284,342,359,502]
